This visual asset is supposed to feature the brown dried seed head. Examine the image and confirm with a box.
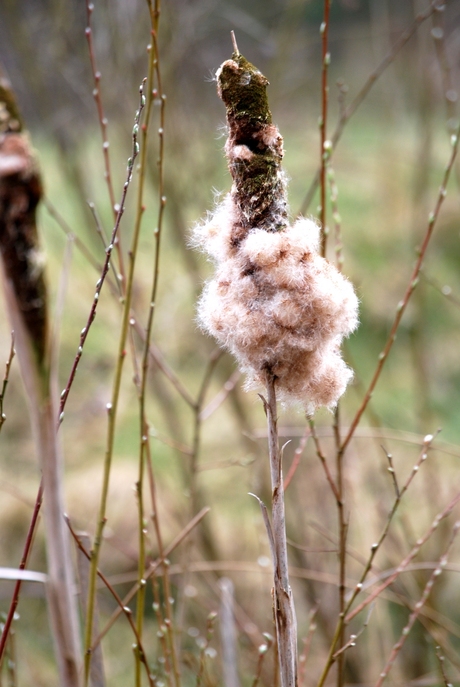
[0,130,48,365]
[195,54,359,410]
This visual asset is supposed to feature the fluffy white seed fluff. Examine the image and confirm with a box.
[195,205,359,412]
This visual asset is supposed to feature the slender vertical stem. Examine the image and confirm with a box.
[219,578,240,687]
[85,1,126,281]
[0,78,81,685]
[76,533,106,687]
[333,405,346,687]
[136,5,181,682]
[320,0,331,257]
[265,371,298,687]
[83,81,150,687]
[300,1,439,217]
[134,456,146,687]
[0,335,15,433]
[336,488,347,685]
[341,118,460,454]
[145,441,179,687]
[38,389,82,687]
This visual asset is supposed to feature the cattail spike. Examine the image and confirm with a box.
[194,52,359,412]
[0,76,47,365]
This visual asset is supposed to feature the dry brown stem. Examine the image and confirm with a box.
[264,371,298,687]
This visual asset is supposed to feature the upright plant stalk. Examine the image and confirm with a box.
[0,77,81,686]
[135,5,181,685]
[213,44,297,684]
[340,120,460,454]
[319,0,331,257]
[85,0,126,283]
[83,81,148,685]
[265,372,298,687]
[300,0,441,216]
[182,27,301,628]
[333,406,347,687]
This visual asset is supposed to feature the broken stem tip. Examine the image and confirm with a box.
[230,30,239,56]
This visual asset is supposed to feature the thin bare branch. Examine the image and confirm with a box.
[375,520,460,687]
[300,0,441,215]
[341,121,460,453]
[0,333,14,433]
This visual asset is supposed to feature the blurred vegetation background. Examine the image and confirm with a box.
[2,0,460,685]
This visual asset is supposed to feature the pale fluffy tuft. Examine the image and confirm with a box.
[195,207,359,411]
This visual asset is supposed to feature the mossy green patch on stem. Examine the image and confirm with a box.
[216,52,288,239]
[217,53,272,126]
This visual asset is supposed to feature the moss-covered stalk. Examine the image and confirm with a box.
[216,51,289,244]
[0,77,81,686]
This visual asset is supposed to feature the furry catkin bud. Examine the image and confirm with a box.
[195,54,358,412]
[0,77,48,365]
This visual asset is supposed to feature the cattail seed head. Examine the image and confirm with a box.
[195,53,358,411]
[0,79,48,366]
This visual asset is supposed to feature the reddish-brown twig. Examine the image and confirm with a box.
[65,517,155,687]
[308,418,340,502]
[84,0,126,290]
[374,520,460,686]
[251,633,274,687]
[58,83,146,421]
[300,0,441,215]
[283,424,311,491]
[91,506,210,648]
[435,645,454,687]
[0,334,15,433]
[0,480,43,664]
[346,491,460,625]
[341,124,460,454]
